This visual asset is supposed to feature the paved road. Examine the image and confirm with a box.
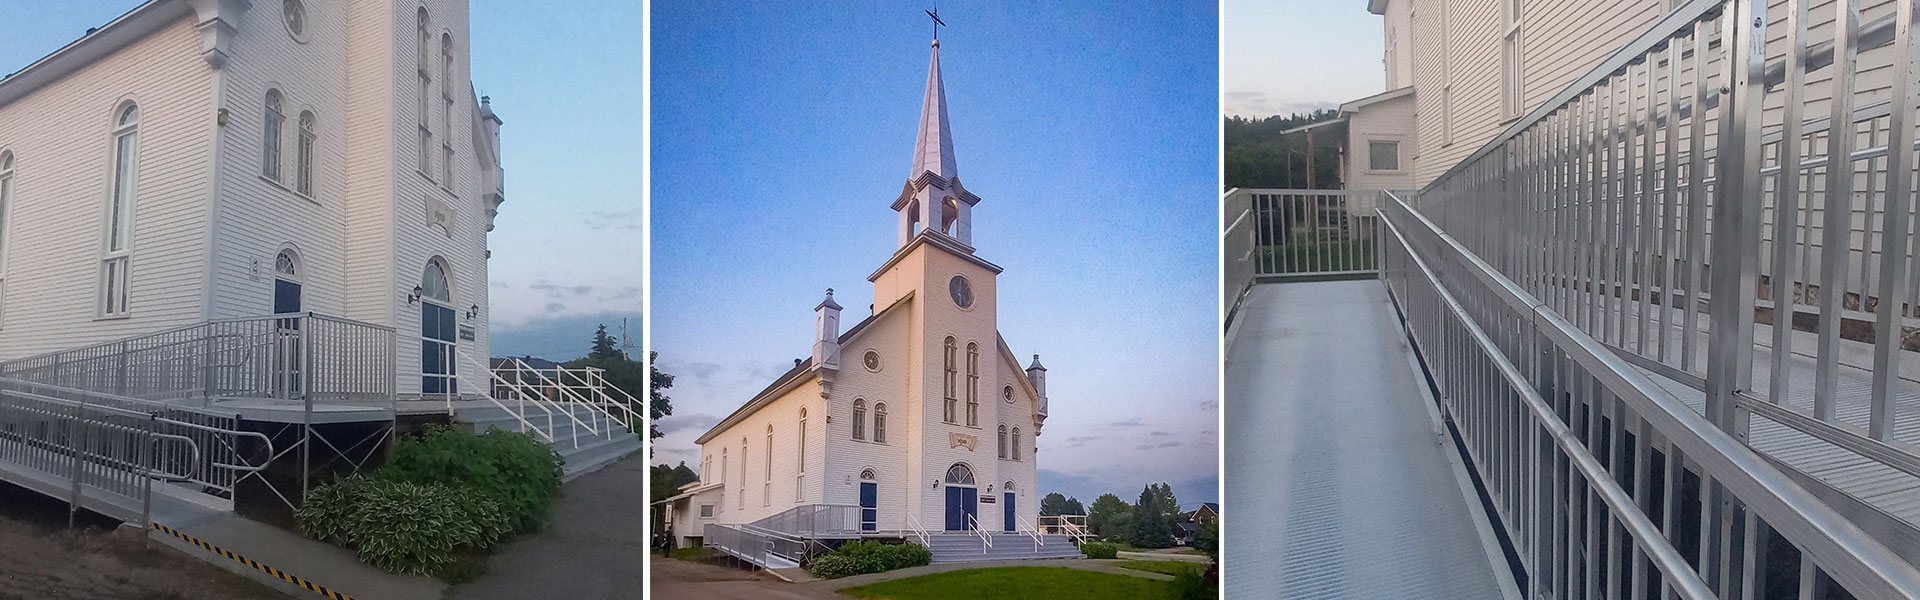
[448,454,645,599]
[1224,281,1512,599]
[649,557,843,600]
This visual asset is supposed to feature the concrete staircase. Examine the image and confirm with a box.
[453,403,642,480]
[923,532,1083,563]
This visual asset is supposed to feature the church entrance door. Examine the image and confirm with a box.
[1003,492,1015,532]
[943,486,977,531]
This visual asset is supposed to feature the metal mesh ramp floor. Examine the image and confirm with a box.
[1224,280,1515,599]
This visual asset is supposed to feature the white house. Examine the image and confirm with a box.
[662,35,1079,563]
[0,0,503,397]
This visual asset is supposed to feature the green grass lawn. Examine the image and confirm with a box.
[667,546,711,561]
[1114,560,1207,577]
[840,567,1178,600]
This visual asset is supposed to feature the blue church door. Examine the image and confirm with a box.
[1003,493,1016,532]
[944,486,977,531]
[859,482,877,532]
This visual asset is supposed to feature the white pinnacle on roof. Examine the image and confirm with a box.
[910,39,957,181]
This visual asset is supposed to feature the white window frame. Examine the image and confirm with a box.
[0,151,13,325]
[1365,139,1405,173]
[762,425,772,507]
[1500,0,1524,120]
[699,504,714,518]
[416,9,432,178]
[852,398,866,440]
[796,408,807,500]
[965,342,979,426]
[263,90,284,181]
[873,403,887,443]
[440,32,455,188]
[100,103,139,318]
[296,110,315,196]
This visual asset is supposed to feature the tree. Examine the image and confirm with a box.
[646,351,674,445]
[1194,518,1219,559]
[1063,496,1086,516]
[1040,492,1071,516]
[589,324,623,360]
[1223,110,1346,189]
[670,462,697,487]
[1087,493,1133,541]
[1130,483,1181,549]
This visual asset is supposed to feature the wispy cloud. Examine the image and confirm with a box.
[657,413,721,435]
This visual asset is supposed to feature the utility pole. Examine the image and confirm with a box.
[620,317,633,360]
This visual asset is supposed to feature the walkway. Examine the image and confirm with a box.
[1223,279,1514,599]
[807,558,1162,591]
[449,453,645,599]
[649,556,843,600]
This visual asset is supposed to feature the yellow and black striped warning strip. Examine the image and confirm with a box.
[149,521,355,600]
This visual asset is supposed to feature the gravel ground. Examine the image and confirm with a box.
[0,486,281,600]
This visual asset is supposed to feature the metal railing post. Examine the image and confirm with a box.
[1705,0,1766,441]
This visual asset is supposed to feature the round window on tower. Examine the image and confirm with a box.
[282,0,308,41]
[948,275,973,309]
[1003,385,1014,404]
[863,350,881,372]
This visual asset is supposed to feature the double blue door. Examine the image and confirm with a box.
[943,486,977,531]
[859,482,877,532]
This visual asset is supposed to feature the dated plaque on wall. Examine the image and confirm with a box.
[949,432,976,451]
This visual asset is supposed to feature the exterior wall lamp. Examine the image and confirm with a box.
[466,304,480,320]
[407,285,423,305]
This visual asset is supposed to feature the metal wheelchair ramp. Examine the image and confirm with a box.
[1225,279,1516,599]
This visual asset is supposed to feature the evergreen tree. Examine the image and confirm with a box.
[1130,483,1181,549]
[647,351,675,445]
[1087,493,1133,541]
[589,324,623,360]
[1063,496,1086,516]
[1040,492,1072,516]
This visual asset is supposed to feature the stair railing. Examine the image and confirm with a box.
[966,513,991,551]
[457,349,559,445]
[905,512,931,547]
[496,358,607,441]
[1016,515,1043,551]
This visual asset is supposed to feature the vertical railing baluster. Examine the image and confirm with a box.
[1814,0,1862,423]
[1769,0,1809,408]
[1683,19,1713,374]
[1867,0,1918,441]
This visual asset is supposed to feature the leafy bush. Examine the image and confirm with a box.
[295,477,509,576]
[1172,566,1217,600]
[805,541,932,578]
[1080,541,1118,559]
[378,426,563,533]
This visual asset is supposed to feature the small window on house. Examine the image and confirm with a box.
[699,504,714,518]
[860,468,876,481]
[1368,140,1401,172]
[263,90,284,181]
[852,398,866,440]
[1011,427,1021,460]
[296,111,315,196]
[873,403,887,443]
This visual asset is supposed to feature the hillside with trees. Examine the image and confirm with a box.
[1224,109,1345,189]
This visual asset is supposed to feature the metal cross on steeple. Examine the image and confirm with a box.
[926,8,945,41]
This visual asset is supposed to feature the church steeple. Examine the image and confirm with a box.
[894,25,982,250]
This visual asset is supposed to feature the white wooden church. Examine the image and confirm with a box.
[661,33,1082,565]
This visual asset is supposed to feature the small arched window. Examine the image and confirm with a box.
[797,409,807,475]
[965,342,979,426]
[1004,481,1016,491]
[1011,427,1022,460]
[275,249,299,280]
[763,425,773,506]
[860,468,876,481]
[942,336,957,423]
[263,90,284,180]
[997,425,1008,459]
[421,258,450,303]
[852,398,866,441]
[873,402,888,443]
[739,437,748,509]
[296,110,315,196]
[943,463,975,486]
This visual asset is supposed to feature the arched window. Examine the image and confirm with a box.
[275,250,298,279]
[942,336,957,423]
[762,425,772,506]
[997,425,1007,459]
[873,403,887,443]
[262,90,284,180]
[1004,481,1015,491]
[739,437,747,509]
[1011,427,1021,460]
[421,259,450,303]
[943,463,975,486]
[719,448,728,487]
[415,8,432,175]
[0,151,12,319]
[852,398,866,440]
[965,341,979,426]
[797,408,807,476]
[439,32,455,186]
[296,110,315,195]
[100,103,139,316]
[860,468,876,481]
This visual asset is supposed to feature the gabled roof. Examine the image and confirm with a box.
[651,482,723,506]
[0,0,186,111]
[1337,86,1414,114]
[693,292,916,445]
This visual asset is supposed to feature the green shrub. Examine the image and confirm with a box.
[1172,567,1217,600]
[379,426,563,533]
[1080,541,1119,559]
[295,477,508,576]
[805,541,932,578]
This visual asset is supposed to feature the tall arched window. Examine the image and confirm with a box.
[873,403,887,443]
[296,110,315,195]
[852,398,866,440]
[439,32,455,186]
[415,8,432,175]
[797,408,807,500]
[739,437,747,509]
[719,448,727,490]
[262,90,284,180]
[965,342,979,426]
[0,151,12,320]
[1011,427,1022,460]
[763,425,773,506]
[997,425,1007,459]
[942,336,957,423]
[100,103,139,317]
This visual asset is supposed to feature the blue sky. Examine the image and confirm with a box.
[1223,0,1381,117]
[650,2,1219,508]
[0,2,644,362]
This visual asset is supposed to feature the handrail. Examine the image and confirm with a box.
[1381,207,1715,599]
[905,512,931,547]
[1015,515,1043,551]
[1381,191,1920,597]
[459,348,561,445]
[501,358,606,440]
[966,513,990,551]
